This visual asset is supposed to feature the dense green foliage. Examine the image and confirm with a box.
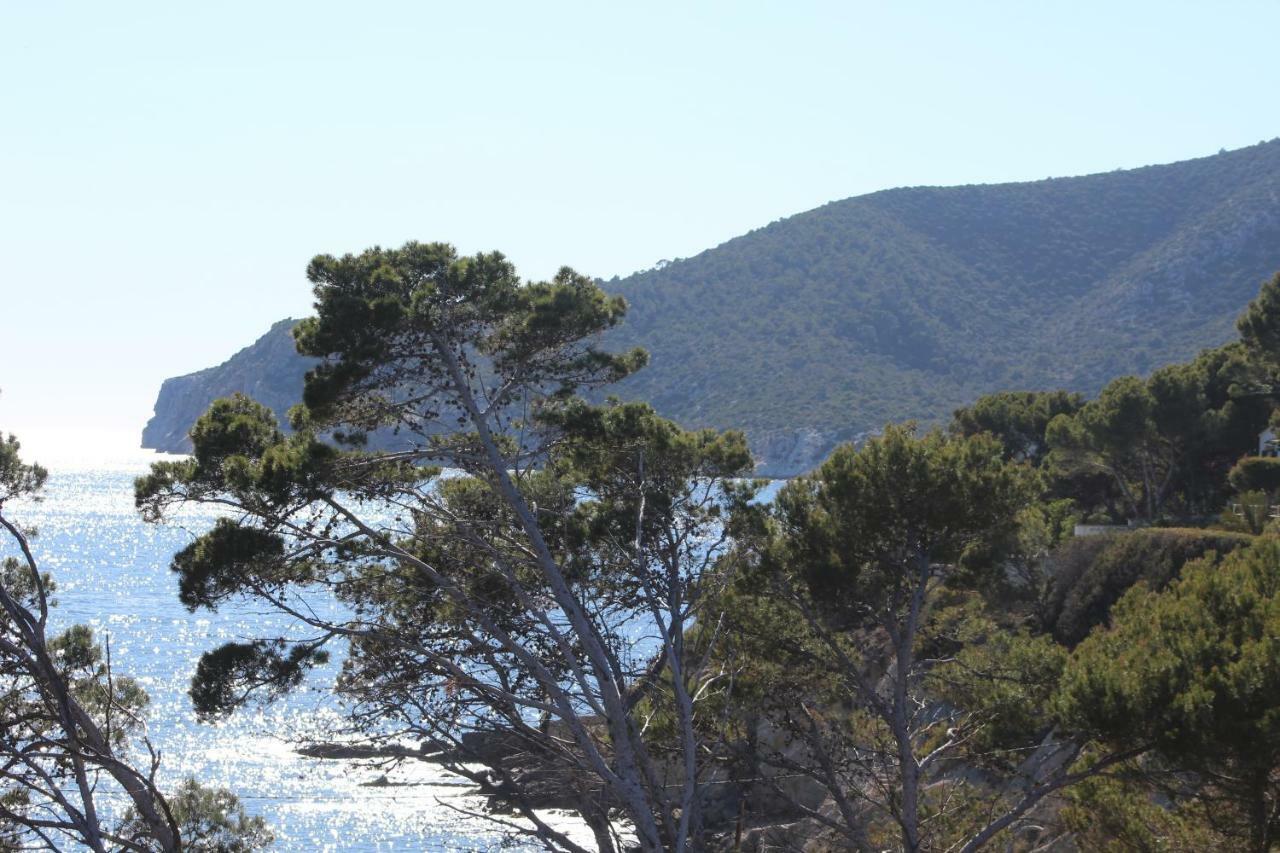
[1043,342,1272,521]
[949,390,1084,464]
[697,427,1085,851]
[1238,270,1280,373]
[1230,456,1280,493]
[1059,539,1280,851]
[1041,527,1254,646]
[950,334,1272,525]
[767,424,1032,609]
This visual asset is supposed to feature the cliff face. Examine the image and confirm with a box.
[144,141,1280,475]
[751,428,847,479]
[141,319,318,454]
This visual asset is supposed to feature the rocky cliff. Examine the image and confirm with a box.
[141,319,317,454]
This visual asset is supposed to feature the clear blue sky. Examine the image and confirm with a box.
[3,1,1279,462]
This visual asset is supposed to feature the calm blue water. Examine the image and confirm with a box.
[2,454,597,852]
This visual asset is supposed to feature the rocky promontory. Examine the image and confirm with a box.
[141,319,317,454]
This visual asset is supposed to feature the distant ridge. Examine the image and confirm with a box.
[144,140,1280,475]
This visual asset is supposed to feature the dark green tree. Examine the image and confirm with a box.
[705,425,1136,852]
[1177,343,1275,513]
[1039,527,1252,646]
[1238,270,1280,374]
[950,389,1084,465]
[1059,537,1280,852]
[1039,336,1271,524]
[1046,375,1181,522]
[136,243,759,852]
[1229,457,1280,494]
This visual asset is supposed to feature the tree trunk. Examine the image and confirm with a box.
[1249,777,1271,853]
[892,554,931,853]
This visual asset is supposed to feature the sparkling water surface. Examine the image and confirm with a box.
[2,453,596,852]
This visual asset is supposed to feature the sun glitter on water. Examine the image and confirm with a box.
[0,454,597,851]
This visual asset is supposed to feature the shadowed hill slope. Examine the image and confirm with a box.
[141,319,317,453]
[143,141,1280,474]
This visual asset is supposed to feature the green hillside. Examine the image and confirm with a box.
[604,141,1280,461]
[144,141,1280,474]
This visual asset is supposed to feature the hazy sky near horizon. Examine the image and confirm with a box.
[3,1,1280,463]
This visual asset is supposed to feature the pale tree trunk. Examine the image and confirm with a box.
[889,552,931,852]
[434,334,675,850]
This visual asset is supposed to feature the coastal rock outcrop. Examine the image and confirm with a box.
[141,319,317,454]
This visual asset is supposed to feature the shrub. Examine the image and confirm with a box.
[1043,527,1253,646]
[1227,455,1280,494]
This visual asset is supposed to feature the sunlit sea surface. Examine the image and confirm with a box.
[2,452,599,852]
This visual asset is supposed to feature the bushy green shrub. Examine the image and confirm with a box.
[1227,455,1280,494]
[1043,527,1253,646]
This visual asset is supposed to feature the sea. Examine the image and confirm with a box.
[1,451,601,852]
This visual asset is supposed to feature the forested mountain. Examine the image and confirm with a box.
[143,140,1280,474]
